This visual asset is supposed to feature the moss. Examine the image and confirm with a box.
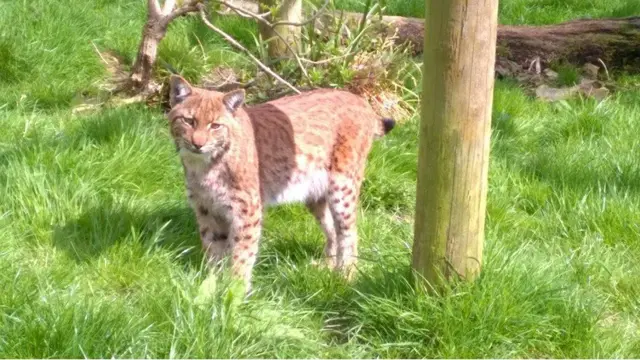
[496,43,512,58]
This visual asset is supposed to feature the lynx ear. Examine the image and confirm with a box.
[169,75,193,107]
[222,89,245,113]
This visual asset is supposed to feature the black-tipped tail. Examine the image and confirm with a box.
[382,118,396,135]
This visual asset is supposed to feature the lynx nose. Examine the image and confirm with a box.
[192,131,207,149]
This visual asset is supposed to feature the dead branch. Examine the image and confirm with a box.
[217,0,270,19]
[197,3,301,94]
[164,0,202,24]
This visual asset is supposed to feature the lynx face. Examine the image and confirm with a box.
[167,76,245,160]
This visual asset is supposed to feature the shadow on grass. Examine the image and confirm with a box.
[261,260,422,350]
[254,231,417,332]
[261,233,324,266]
[51,199,202,265]
[1,105,154,161]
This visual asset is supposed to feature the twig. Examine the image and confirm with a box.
[164,0,201,24]
[91,42,109,65]
[216,7,256,18]
[206,79,257,92]
[269,52,355,65]
[215,0,330,28]
[302,52,354,65]
[527,56,541,74]
[197,4,300,94]
[216,0,270,19]
[597,58,610,81]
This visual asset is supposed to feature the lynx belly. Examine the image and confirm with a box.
[268,170,329,206]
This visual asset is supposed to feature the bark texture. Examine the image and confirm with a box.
[494,17,640,70]
[129,0,200,93]
[258,0,302,58]
[380,16,640,71]
[412,0,498,286]
[130,20,168,92]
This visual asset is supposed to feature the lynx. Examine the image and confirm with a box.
[167,75,395,292]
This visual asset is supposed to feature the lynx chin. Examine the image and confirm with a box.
[166,75,395,293]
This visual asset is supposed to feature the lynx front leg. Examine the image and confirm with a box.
[306,198,338,269]
[328,174,361,280]
[194,205,231,304]
[195,205,231,267]
[228,196,263,293]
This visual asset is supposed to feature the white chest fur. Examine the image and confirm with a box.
[181,151,230,208]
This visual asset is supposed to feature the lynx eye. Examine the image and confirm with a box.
[208,123,222,130]
[182,117,195,127]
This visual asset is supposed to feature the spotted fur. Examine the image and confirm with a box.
[166,75,395,292]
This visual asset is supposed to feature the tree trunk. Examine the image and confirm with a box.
[412,0,498,288]
[258,0,302,58]
[129,20,168,92]
[127,0,200,94]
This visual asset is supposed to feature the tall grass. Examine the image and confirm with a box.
[1,0,639,357]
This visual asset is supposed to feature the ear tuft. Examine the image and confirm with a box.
[169,75,192,107]
[222,89,245,113]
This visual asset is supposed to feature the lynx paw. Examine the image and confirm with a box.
[310,256,337,271]
[194,273,218,307]
[343,265,357,282]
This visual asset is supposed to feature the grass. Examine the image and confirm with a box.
[1,0,640,358]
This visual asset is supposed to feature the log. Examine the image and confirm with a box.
[382,16,640,71]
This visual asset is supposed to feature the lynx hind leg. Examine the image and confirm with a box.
[328,173,362,280]
[306,198,338,270]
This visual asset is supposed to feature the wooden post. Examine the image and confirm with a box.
[412,0,499,288]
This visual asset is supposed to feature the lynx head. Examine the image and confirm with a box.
[167,75,245,160]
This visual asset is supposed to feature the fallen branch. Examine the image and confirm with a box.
[197,3,301,94]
